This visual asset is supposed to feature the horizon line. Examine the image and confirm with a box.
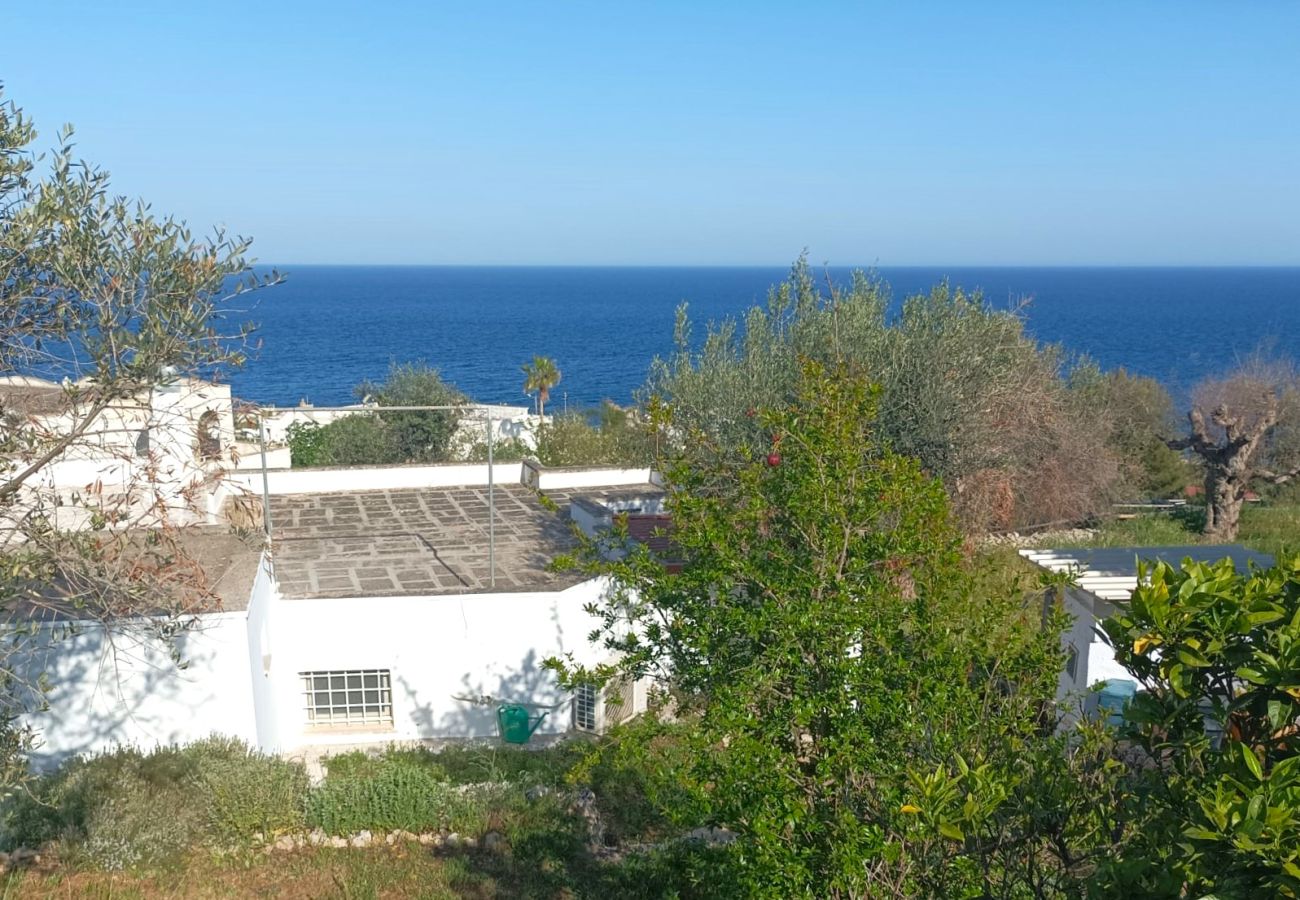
[257,262,1300,270]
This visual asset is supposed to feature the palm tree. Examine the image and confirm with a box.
[521,356,561,418]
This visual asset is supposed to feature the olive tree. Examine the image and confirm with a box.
[1169,360,1300,540]
[643,257,1124,533]
[0,87,276,777]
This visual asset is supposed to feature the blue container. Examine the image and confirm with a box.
[1096,679,1137,727]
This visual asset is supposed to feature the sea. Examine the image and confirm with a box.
[227,266,1300,410]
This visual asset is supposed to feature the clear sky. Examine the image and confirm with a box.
[5,1,1299,266]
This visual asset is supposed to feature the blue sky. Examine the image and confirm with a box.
[5,2,1299,265]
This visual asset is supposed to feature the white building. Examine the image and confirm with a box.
[256,402,542,458]
[17,461,662,768]
[0,374,284,537]
[1020,544,1274,721]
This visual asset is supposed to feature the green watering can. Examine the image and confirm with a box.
[497,704,547,744]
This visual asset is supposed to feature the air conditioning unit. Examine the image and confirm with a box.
[571,675,641,734]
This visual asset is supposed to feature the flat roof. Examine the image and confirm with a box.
[1021,545,1276,603]
[7,528,263,622]
[270,484,589,599]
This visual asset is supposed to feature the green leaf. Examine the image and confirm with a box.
[1268,699,1287,730]
[937,822,965,842]
[1240,743,1264,781]
[1177,646,1212,668]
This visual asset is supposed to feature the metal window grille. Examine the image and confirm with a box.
[301,669,393,728]
[572,683,598,732]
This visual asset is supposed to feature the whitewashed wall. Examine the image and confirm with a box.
[230,462,525,496]
[256,578,615,753]
[18,611,258,769]
[245,553,282,752]
[1056,587,1131,722]
[534,467,654,491]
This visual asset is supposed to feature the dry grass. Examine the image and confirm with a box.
[0,845,542,900]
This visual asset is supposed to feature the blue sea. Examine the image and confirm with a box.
[227,266,1300,409]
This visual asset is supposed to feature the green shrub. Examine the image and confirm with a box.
[285,420,330,467]
[186,736,308,842]
[461,435,532,463]
[307,757,458,835]
[361,362,466,463]
[4,745,203,869]
[287,415,398,468]
[431,743,586,786]
[74,771,202,871]
[323,742,585,788]
[3,738,308,868]
[534,403,656,468]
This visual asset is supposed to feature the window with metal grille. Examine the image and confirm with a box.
[301,669,393,728]
[572,683,598,732]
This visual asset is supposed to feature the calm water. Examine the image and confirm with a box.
[227,266,1300,408]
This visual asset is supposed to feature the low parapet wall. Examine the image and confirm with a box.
[233,460,659,497]
[521,459,656,491]
[230,462,526,495]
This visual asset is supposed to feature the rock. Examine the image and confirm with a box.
[525,785,554,802]
[684,826,737,846]
[482,831,505,853]
[444,832,461,849]
[571,787,605,849]
[395,830,420,843]
[417,833,436,846]
[328,836,349,849]
[349,830,373,848]
[463,836,478,849]
[9,848,39,868]
[307,829,328,847]
[385,832,398,846]
[273,835,296,852]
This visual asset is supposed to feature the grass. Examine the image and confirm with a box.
[321,742,589,788]
[1044,501,1299,559]
[0,836,731,899]
[0,739,727,899]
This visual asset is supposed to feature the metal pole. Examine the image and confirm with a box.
[258,414,273,539]
[487,409,495,588]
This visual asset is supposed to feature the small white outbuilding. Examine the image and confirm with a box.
[16,463,663,769]
[1019,544,1275,721]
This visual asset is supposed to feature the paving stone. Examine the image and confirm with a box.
[269,484,639,599]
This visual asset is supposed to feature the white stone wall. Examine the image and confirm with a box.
[256,578,616,754]
[229,462,526,496]
[4,378,241,531]
[245,553,282,753]
[257,404,541,458]
[17,611,259,769]
[1056,586,1131,722]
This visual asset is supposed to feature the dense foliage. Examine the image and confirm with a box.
[3,738,307,869]
[533,402,658,468]
[552,360,1067,896]
[286,362,465,466]
[644,257,1182,532]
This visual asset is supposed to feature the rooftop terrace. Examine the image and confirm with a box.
[270,484,589,599]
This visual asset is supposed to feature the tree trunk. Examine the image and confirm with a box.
[1202,464,1245,541]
